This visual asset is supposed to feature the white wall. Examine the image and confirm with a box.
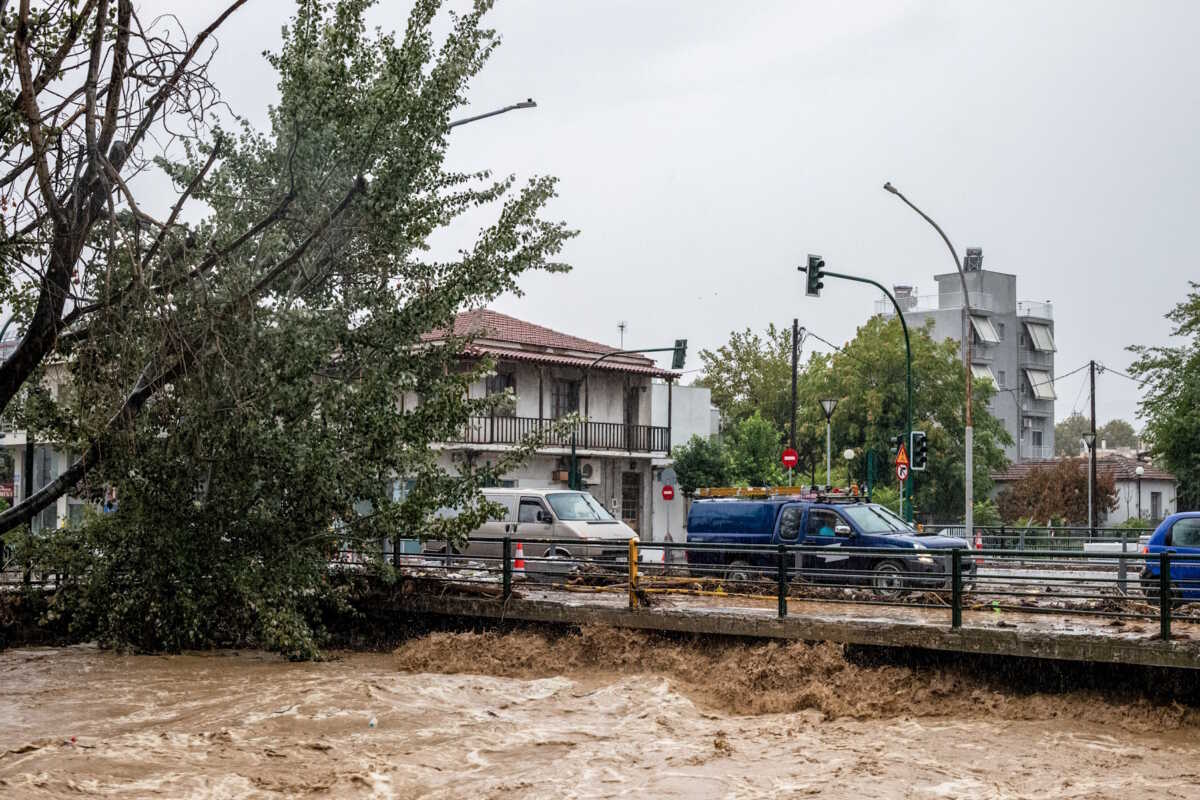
[1111,477,1177,526]
[650,382,718,447]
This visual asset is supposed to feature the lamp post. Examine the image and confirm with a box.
[883,182,974,539]
[448,98,536,129]
[843,448,855,490]
[1135,465,1144,521]
[1081,432,1097,534]
[819,399,838,488]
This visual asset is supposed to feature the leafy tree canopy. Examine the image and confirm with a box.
[996,459,1117,525]
[1129,282,1200,510]
[4,0,573,658]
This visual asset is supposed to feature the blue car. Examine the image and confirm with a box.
[685,497,973,595]
[1140,512,1200,602]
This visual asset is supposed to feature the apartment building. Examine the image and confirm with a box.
[875,249,1056,462]
[420,309,683,540]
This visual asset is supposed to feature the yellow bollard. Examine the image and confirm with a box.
[628,538,639,610]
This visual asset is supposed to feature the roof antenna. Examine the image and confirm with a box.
[617,320,627,348]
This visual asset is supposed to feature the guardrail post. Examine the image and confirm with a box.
[1117,530,1128,594]
[502,537,512,600]
[951,548,962,629]
[628,538,639,610]
[1018,526,1025,549]
[1159,551,1171,641]
[777,544,788,618]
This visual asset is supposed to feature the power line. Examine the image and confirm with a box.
[1096,363,1140,383]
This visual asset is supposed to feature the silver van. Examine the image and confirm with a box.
[422,488,638,565]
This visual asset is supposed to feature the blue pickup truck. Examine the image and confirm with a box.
[685,496,974,595]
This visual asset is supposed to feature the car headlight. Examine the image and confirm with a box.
[917,555,935,564]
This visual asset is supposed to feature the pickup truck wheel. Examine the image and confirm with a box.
[871,560,906,599]
[725,560,754,585]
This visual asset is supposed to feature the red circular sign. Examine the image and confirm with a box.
[781,447,799,469]
[662,485,675,501]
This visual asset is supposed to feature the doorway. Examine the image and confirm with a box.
[621,471,642,534]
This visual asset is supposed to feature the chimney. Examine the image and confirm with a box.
[964,247,983,272]
[894,285,917,311]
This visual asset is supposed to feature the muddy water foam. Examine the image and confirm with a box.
[0,633,1197,798]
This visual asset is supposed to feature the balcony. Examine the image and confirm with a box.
[875,291,997,316]
[1017,300,1053,319]
[1019,349,1054,369]
[1020,444,1055,460]
[451,415,670,453]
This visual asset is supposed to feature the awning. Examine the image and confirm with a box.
[1025,322,1056,352]
[970,315,1000,344]
[1024,368,1057,400]
[971,363,997,386]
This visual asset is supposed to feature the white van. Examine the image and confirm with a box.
[421,488,639,563]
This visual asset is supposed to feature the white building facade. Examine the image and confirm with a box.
[421,310,682,542]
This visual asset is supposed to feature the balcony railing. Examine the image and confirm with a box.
[1017,300,1053,319]
[451,415,670,453]
[1019,349,1054,368]
[1019,443,1055,460]
[875,291,997,316]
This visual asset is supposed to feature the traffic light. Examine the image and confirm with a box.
[805,254,825,297]
[890,434,904,453]
[671,339,688,370]
[911,430,928,471]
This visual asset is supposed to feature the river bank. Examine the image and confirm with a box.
[2,628,1199,798]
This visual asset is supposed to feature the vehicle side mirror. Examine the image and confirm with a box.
[834,524,852,536]
[537,510,553,524]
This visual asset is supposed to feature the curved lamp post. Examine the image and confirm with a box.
[883,181,975,538]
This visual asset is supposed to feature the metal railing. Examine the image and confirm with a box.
[332,534,1200,642]
[451,415,669,452]
[1018,300,1054,319]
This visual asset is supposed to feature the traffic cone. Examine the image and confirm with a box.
[513,542,526,578]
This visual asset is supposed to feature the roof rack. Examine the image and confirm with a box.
[694,485,870,503]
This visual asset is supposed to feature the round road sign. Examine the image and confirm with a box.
[896,463,909,482]
[662,485,675,501]
[781,447,799,469]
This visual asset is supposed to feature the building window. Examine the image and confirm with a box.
[996,322,1006,341]
[1031,429,1043,447]
[1151,491,1162,520]
[485,372,516,416]
[552,379,580,418]
[997,369,1006,388]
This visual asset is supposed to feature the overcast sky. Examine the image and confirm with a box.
[156,0,1198,428]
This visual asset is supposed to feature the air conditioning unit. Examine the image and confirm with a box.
[551,469,570,482]
[579,460,601,485]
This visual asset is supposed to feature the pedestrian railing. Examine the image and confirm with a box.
[358,536,1200,642]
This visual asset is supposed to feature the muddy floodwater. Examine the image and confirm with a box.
[2,629,1200,799]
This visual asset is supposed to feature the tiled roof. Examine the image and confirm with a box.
[992,454,1176,483]
[425,309,676,378]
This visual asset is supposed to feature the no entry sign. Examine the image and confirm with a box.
[781,448,799,469]
[661,485,675,501]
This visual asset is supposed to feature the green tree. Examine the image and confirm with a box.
[1129,282,1200,510]
[726,412,786,487]
[805,316,1011,519]
[670,435,730,494]
[696,324,823,477]
[5,0,574,657]
[1055,413,1091,457]
[1098,418,1138,449]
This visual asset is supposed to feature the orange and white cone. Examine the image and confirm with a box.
[513,542,526,578]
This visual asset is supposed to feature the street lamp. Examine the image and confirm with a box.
[1135,465,1145,521]
[1081,432,1097,534]
[843,448,855,489]
[819,398,838,488]
[883,182,975,541]
[448,98,536,129]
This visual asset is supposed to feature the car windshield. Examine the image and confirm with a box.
[841,504,913,534]
[870,503,917,532]
[547,492,616,522]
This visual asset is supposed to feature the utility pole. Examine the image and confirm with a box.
[1089,359,1097,536]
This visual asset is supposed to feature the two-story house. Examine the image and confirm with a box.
[420,309,679,539]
